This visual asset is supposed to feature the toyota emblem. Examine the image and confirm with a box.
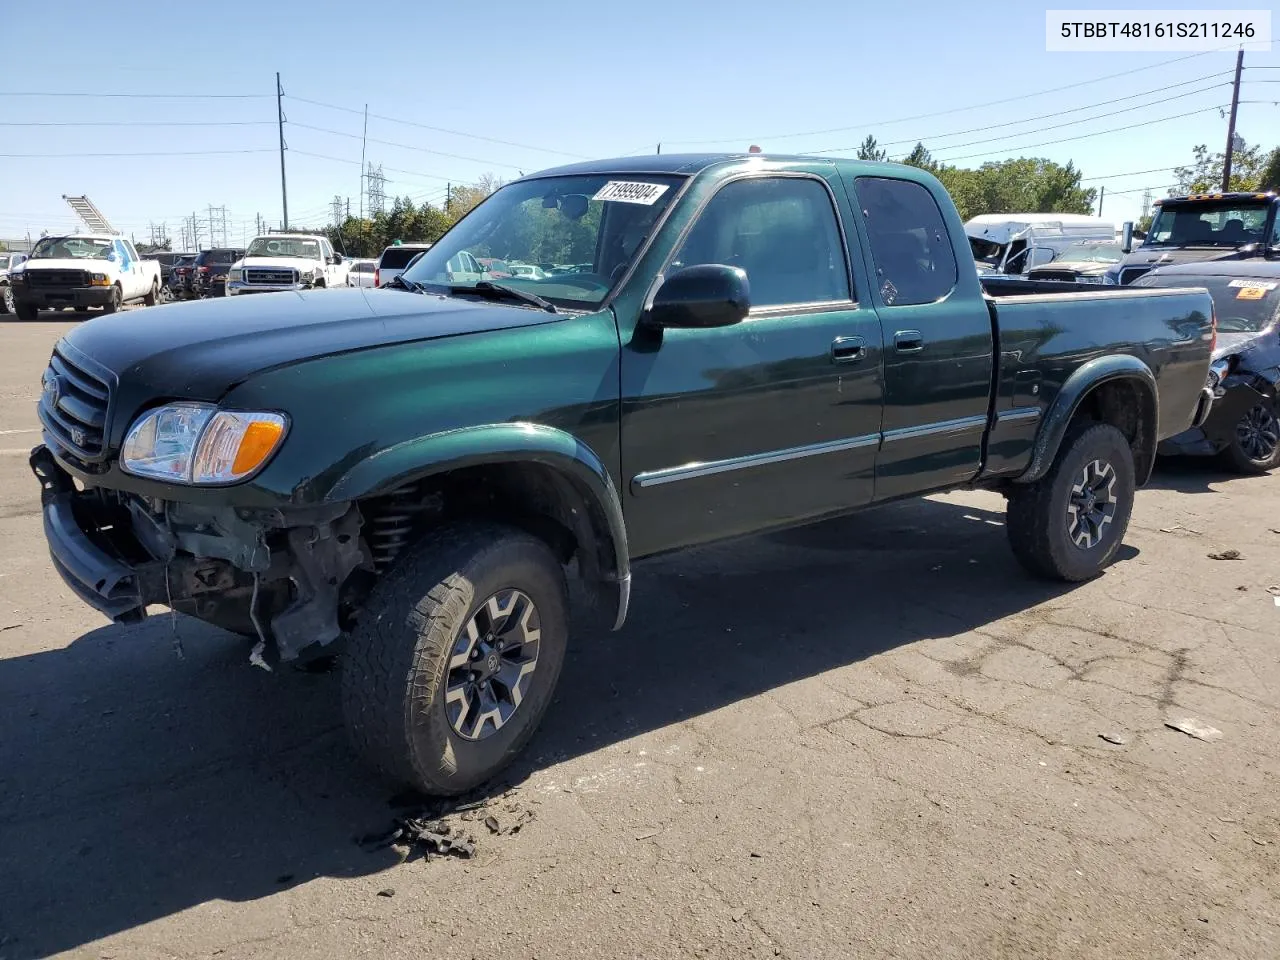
[42,370,61,406]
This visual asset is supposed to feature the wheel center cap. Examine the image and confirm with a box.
[484,653,500,675]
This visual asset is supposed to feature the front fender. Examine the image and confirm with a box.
[326,421,630,610]
[1017,354,1158,485]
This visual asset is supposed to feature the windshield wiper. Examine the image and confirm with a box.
[382,274,423,293]
[450,280,557,313]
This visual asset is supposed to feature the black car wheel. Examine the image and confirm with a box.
[0,284,12,315]
[1007,422,1135,581]
[143,279,159,306]
[341,522,569,795]
[1223,400,1280,474]
[101,284,122,315]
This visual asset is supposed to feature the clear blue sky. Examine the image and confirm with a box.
[2,0,1277,247]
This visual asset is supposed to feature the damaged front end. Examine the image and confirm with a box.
[31,444,367,662]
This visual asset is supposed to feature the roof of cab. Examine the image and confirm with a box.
[515,152,909,181]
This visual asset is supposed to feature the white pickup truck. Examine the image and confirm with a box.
[227,233,348,295]
[7,234,161,320]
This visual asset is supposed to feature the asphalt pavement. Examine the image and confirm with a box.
[1,313,1278,960]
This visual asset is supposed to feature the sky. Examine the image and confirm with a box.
[1,0,1277,248]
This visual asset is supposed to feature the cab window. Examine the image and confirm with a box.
[855,177,958,306]
[671,176,850,308]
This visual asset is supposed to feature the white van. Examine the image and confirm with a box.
[966,214,1116,277]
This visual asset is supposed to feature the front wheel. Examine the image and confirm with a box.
[341,523,569,795]
[15,300,38,322]
[101,284,122,315]
[1222,400,1280,474]
[1006,422,1135,582]
[0,284,11,315]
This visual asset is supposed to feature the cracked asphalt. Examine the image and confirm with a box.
[1,317,1278,959]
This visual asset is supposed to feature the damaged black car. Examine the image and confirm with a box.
[1137,262,1280,473]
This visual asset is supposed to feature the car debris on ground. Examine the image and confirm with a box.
[360,790,537,862]
[1165,718,1224,742]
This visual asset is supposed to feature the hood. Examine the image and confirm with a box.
[1122,246,1260,269]
[19,258,111,273]
[1028,260,1114,277]
[237,255,323,271]
[60,287,566,405]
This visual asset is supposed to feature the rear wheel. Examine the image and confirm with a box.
[1007,422,1135,582]
[143,279,159,306]
[1222,400,1280,474]
[101,284,122,315]
[341,523,569,795]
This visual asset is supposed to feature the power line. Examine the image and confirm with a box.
[809,74,1230,154]
[285,95,590,159]
[930,104,1229,164]
[0,119,273,127]
[664,47,1236,146]
[290,121,526,169]
[1080,166,1179,181]
[0,90,270,99]
[0,148,276,158]
[289,148,471,184]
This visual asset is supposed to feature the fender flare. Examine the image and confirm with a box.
[325,422,631,627]
[1016,354,1158,485]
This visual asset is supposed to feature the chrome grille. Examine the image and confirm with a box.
[27,269,89,288]
[1119,266,1151,285]
[38,347,111,462]
[245,268,296,285]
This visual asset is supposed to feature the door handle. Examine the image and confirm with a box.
[894,330,925,353]
[830,335,867,363]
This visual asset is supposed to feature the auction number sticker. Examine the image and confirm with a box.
[593,181,670,205]
[1236,287,1268,300]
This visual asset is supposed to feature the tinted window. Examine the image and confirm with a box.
[380,248,427,270]
[671,176,850,307]
[856,177,958,306]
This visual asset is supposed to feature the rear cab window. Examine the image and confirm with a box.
[854,177,958,306]
[379,248,427,270]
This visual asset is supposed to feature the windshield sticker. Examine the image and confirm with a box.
[592,181,670,205]
[1236,286,1267,300]
[1228,279,1278,291]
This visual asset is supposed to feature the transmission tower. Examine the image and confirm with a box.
[1140,188,1153,222]
[366,162,386,216]
[331,194,345,227]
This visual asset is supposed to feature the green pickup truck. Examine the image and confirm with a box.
[30,154,1215,795]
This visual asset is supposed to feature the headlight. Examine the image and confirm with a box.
[1102,273,1118,285]
[1207,356,1233,392]
[228,268,242,281]
[89,272,109,285]
[300,270,315,283]
[121,403,288,484]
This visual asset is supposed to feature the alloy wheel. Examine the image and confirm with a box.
[1066,458,1117,549]
[1236,403,1279,464]
[443,589,541,741]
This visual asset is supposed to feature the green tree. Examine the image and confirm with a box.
[1172,141,1267,194]
[901,142,935,171]
[1259,147,1280,192]
[856,135,887,162]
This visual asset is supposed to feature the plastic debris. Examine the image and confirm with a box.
[363,816,476,861]
[377,888,396,897]
[1099,733,1126,745]
[249,640,272,672]
[634,829,662,841]
[1165,718,1223,742]
[1207,549,1242,561]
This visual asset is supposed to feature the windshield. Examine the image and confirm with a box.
[1055,240,1123,263]
[1133,273,1280,333]
[29,236,113,260]
[246,237,322,259]
[401,173,683,308]
[1145,201,1270,248]
[968,236,1005,266]
[0,256,9,269]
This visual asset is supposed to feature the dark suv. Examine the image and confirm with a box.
[191,248,246,298]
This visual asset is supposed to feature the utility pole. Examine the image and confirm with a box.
[277,72,289,230]
[208,205,217,246]
[1097,185,1104,217]
[359,103,368,220]
[657,143,661,155]
[1222,49,1244,192]
[446,182,451,214]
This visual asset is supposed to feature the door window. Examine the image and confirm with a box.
[671,176,850,308]
[855,177,958,305]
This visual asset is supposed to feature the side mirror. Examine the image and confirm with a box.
[646,264,750,329]
[331,254,343,265]
[1121,221,1134,254]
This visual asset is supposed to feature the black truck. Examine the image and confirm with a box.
[28,153,1215,795]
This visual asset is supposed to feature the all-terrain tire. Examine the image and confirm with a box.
[1007,421,1135,582]
[341,522,569,795]
[15,300,38,322]
[143,280,159,306]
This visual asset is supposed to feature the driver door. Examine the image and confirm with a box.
[620,171,885,557]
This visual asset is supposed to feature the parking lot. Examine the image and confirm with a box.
[1,315,1278,959]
